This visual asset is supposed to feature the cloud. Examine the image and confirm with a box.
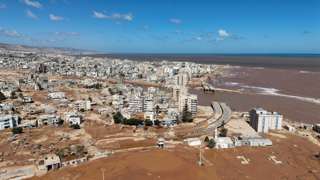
[0,27,79,45]
[195,36,202,41]
[0,28,21,38]
[169,18,182,24]
[0,3,6,9]
[215,29,245,42]
[0,28,32,41]
[93,11,133,21]
[218,29,230,38]
[215,29,231,41]
[54,32,79,36]
[26,9,38,19]
[49,14,64,21]
[23,0,42,9]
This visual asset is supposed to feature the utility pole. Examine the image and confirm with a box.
[101,168,105,180]
[198,144,203,166]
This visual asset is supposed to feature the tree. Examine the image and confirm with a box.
[155,105,160,114]
[145,119,153,126]
[125,118,143,126]
[220,127,228,137]
[154,120,161,126]
[207,139,216,149]
[35,120,39,128]
[57,119,64,126]
[113,112,124,124]
[182,111,193,123]
[12,127,23,134]
[204,136,210,143]
[71,124,81,129]
[0,92,6,101]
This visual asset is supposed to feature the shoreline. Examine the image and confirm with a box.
[191,89,320,124]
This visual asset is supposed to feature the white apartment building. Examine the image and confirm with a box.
[65,112,82,126]
[128,95,143,114]
[185,94,198,117]
[249,108,283,133]
[73,100,91,111]
[143,96,154,112]
[38,114,61,126]
[112,94,124,111]
[48,92,65,100]
[179,93,198,117]
[172,86,188,103]
[0,114,20,130]
[175,73,189,86]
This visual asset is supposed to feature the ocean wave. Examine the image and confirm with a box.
[240,85,320,105]
[224,82,240,86]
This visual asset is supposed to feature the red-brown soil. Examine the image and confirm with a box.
[30,134,320,180]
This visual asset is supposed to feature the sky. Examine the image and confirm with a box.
[0,0,319,53]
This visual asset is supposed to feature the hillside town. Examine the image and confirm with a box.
[0,49,319,179]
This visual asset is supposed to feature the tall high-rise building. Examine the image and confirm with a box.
[249,108,283,133]
[172,86,188,103]
[175,73,189,86]
[184,94,198,117]
[179,93,198,117]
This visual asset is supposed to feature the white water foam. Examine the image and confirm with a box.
[240,85,320,105]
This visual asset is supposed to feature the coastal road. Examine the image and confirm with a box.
[176,101,232,137]
[208,102,232,131]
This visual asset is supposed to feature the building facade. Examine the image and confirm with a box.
[0,114,20,130]
[249,108,283,133]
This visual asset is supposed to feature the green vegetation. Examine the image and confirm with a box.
[113,112,156,127]
[145,119,153,126]
[113,112,124,124]
[220,127,228,137]
[207,139,216,148]
[12,127,23,134]
[57,119,64,126]
[113,112,144,126]
[71,124,81,129]
[182,111,193,123]
[204,136,210,142]
[123,118,143,126]
[154,120,161,126]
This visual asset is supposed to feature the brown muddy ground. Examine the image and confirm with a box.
[30,134,320,180]
[191,89,320,124]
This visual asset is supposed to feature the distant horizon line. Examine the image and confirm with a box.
[1,42,319,57]
[94,53,320,58]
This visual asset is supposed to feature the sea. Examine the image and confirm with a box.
[89,53,320,70]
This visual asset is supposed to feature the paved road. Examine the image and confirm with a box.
[208,102,232,130]
[178,101,232,137]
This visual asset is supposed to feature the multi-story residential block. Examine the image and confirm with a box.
[65,112,82,126]
[0,114,20,130]
[143,95,154,112]
[112,94,124,111]
[128,95,143,114]
[175,72,189,87]
[73,100,91,111]
[249,108,283,133]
